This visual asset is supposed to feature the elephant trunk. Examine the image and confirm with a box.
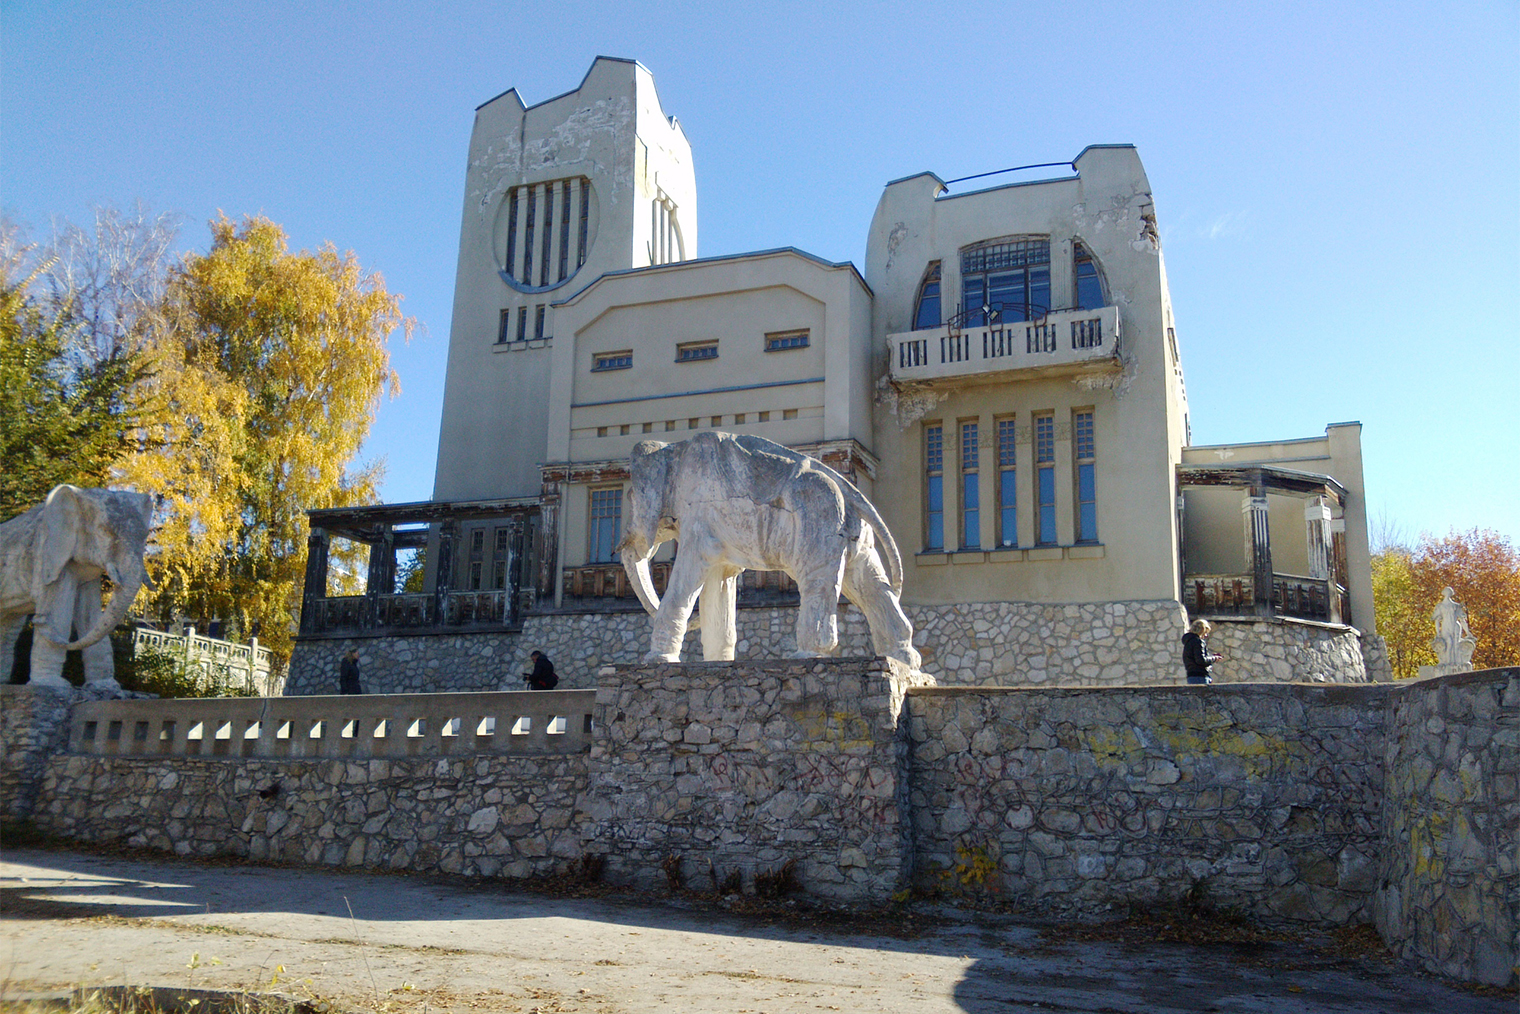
[622,537,663,619]
[61,567,144,651]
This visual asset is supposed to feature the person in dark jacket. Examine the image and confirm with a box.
[524,650,558,690]
[1181,619,1223,685]
[338,648,364,694]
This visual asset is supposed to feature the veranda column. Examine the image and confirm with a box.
[1241,490,1273,618]
[299,529,330,635]
[434,520,458,624]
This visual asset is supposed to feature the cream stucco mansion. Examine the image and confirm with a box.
[289,58,1384,693]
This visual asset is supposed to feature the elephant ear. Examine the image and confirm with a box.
[38,485,85,589]
[35,486,85,643]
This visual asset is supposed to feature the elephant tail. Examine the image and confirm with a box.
[808,461,904,596]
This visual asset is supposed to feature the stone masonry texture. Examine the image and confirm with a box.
[11,666,1513,987]
[284,598,1372,695]
[1376,668,1518,985]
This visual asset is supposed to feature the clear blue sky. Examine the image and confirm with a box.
[5,1,1516,546]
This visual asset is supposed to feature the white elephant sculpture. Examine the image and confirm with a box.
[0,485,155,689]
[619,431,921,668]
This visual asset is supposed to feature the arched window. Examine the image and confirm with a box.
[960,238,1049,326]
[1074,242,1106,311]
[913,262,942,330]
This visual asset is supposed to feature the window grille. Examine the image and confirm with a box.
[1075,411,1097,542]
[998,418,1017,548]
[588,488,622,564]
[925,424,944,551]
[593,351,632,372]
[961,422,980,550]
[558,183,572,282]
[764,330,810,351]
[1035,414,1056,544]
[676,341,718,362]
[961,239,1050,326]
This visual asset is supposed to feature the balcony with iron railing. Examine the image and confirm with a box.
[889,305,1121,385]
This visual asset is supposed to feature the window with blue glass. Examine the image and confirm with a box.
[588,488,622,563]
[1074,243,1106,311]
[997,418,1017,547]
[1035,413,1056,544]
[961,239,1050,326]
[925,424,944,551]
[960,422,979,549]
[913,263,942,330]
[1075,410,1098,542]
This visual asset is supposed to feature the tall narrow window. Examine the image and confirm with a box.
[497,309,510,344]
[516,306,527,342]
[504,191,520,282]
[1035,413,1056,544]
[1074,243,1105,311]
[468,529,485,590]
[997,418,1017,548]
[522,188,536,282]
[1075,410,1098,542]
[577,179,590,268]
[961,239,1050,325]
[925,424,944,551]
[960,422,980,549]
[539,186,553,286]
[558,183,572,282]
[492,527,511,589]
[534,305,546,340]
[913,263,942,330]
[588,488,622,564]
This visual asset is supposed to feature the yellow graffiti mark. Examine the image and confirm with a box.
[789,707,876,752]
[1077,712,1308,779]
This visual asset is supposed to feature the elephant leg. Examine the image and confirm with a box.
[647,538,709,662]
[792,557,845,658]
[843,542,922,669]
[0,613,26,685]
[73,578,120,688]
[698,565,739,661]
[27,618,70,688]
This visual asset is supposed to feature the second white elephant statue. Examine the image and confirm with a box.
[0,485,155,689]
[619,431,921,668]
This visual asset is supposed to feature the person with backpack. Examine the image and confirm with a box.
[523,650,558,690]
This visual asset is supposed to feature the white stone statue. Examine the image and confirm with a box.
[0,485,156,689]
[620,431,921,668]
[1428,586,1476,672]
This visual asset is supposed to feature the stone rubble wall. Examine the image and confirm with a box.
[583,657,929,900]
[0,686,76,820]
[1204,619,1371,685]
[34,753,588,880]
[1376,668,1518,986]
[285,597,1370,695]
[906,683,1389,926]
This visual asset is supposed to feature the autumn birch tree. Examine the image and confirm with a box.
[121,215,411,661]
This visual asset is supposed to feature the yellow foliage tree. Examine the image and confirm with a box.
[120,216,412,662]
[1374,528,1520,678]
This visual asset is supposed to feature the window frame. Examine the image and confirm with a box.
[924,423,944,552]
[764,329,810,352]
[675,340,719,363]
[1034,412,1057,545]
[997,416,1017,548]
[1074,409,1098,543]
[913,262,942,330]
[960,238,1051,326]
[1073,242,1107,311]
[592,350,633,372]
[959,420,980,550]
[587,486,624,565]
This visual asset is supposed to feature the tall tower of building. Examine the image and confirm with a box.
[433,57,697,501]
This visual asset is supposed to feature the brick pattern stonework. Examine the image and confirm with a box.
[284,598,1372,695]
[1377,668,1519,985]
